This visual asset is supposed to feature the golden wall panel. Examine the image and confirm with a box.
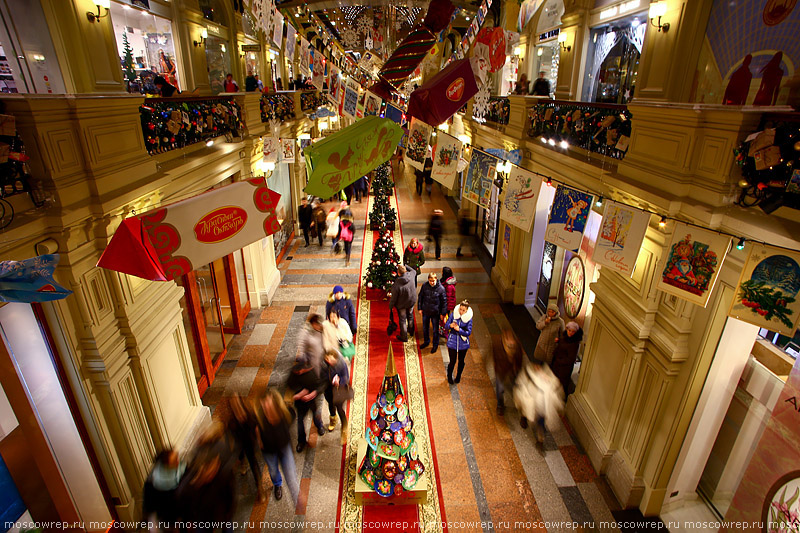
[43,128,82,176]
[583,321,627,433]
[84,121,145,166]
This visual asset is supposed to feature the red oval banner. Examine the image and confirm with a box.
[446,78,465,101]
[193,206,248,244]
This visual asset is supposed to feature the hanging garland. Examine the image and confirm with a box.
[260,93,295,123]
[140,98,242,155]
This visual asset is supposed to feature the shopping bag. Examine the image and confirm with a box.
[339,341,356,361]
[387,309,398,336]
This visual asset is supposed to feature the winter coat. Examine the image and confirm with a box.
[322,318,353,354]
[254,404,291,454]
[442,275,457,312]
[403,243,425,272]
[298,324,326,375]
[445,305,473,351]
[513,362,564,430]
[429,214,444,238]
[491,333,523,388]
[298,203,313,228]
[326,210,340,238]
[326,354,350,387]
[312,205,327,227]
[389,269,417,311]
[534,308,565,364]
[417,280,447,316]
[550,328,583,388]
[336,219,355,242]
[326,293,357,334]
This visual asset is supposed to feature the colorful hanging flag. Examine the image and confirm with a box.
[728,243,800,334]
[404,117,433,171]
[280,139,295,163]
[591,201,650,277]
[464,148,498,208]
[500,166,541,233]
[545,184,594,252]
[342,79,359,118]
[407,59,478,126]
[430,132,462,189]
[0,254,72,303]
[285,23,296,60]
[98,180,281,281]
[385,103,405,125]
[304,116,404,198]
[272,12,284,48]
[364,92,382,116]
[656,222,730,308]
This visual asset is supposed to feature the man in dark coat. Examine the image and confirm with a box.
[325,285,357,334]
[298,196,313,247]
[417,272,447,353]
[428,209,445,260]
[389,265,417,342]
[550,321,583,399]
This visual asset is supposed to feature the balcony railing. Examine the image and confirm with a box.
[299,90,326,112]
[0,114,45,229]
[526,100,633,160]
[260,92,295,123]
[140,96,242,155]
[484,97,510,126]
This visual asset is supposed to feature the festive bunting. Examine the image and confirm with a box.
[404,117,433,171]
[430,133,462,189]
[299,38,311,75]
[364,92,382,116]
[656,222,730,308]
[0,254,72,303]
[385,103,405,125]
[728,244,800,335]
[545,185,594,252]
[313,51,325,90]
[406,59,478,126]
[464,148,498,209]
[286,23,296,60]
[591,201,650,277]
[98,180,281,281]
[517,0,544,32]
[262,136,279,162]
[484,148,522,165]
[272,12,284,48]
[499,166,541,232]
[304,116,404,198]
[328,66,342,107]
[280,138,295,163]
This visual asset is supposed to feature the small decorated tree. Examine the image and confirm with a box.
[372,161,394,196]
[121,32,137,88]
[369,193,397,230]
[364,230,400,293]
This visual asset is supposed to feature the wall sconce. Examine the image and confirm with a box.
[259,159,276,177]
[649,1,670,32]
[86,0,110,23]
[558,32,571,52]
[194,28,208,47]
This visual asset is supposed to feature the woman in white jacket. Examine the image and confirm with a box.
[322,309,353,360]
[513,359,564,443]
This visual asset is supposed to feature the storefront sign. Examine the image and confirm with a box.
[545,185,594,253]
[500,166,541,232]
[242,44,261,52]
[407,59,478,127]
[563,255,585,318]
[430,132,462,189]
[599,0,640,21]
[464,149,498,209]
[538,28,560,42]
[728,243,800,335]
[98,180,281,281]
[303,116,403,198]
[591,200,649,277]
[656,222,730,308]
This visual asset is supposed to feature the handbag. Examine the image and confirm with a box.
[439,320,449,339]
[339,341,356,361]
[387,309,398,336]
[332,384,354,405]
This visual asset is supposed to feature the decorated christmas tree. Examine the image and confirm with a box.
[121,32,137,86]
[369,192,397,229]
[364,230,400,292]
[359,345,425,497]
[371,161,394,196]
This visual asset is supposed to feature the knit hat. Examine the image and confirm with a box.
[333,285,344,294]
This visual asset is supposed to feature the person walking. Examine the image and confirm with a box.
[255,388,299,504]
[323,350,351,445]
[325,285,357,334]
[456,210,473,257]
[337,208,356,267]
[287,355,326,453]
[514,73,529,95]
[326,205,340,249]
[531,71,551,97]
[514,360,564,443]
[142,449,185,529]
[534,303,565,365]
[491,328,523,416]
[445,300,473,384]
[415,168,424,196]
[423,158,434,195]
[403,238,425,286]
[223,73,239,93]
[389,265,417,342]
[322,309,354,362]
[550,321,583,399]
[428,209,445,260]
[311,199,327,247]
[298,196,313,247]
[227,393,263,501]
[418,272,447,353]
[298,314,326,376]
[441,266,457,315]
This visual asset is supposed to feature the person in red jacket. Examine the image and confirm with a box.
[441,266,457,314]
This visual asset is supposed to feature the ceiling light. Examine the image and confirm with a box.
[206,140,214,147]
[736,237,745,250]
[548,138,556,146]
[659,216,667,228]
[559,140,569,149]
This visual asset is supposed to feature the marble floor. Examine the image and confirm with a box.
[198,161,668,533]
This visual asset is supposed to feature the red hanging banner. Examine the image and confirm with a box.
[406,59,478,126]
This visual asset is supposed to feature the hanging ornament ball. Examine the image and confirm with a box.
[794,141,800,151]
[367,282,373,288]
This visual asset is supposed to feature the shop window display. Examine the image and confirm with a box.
[109,2,180,94]
[206,36,232,94]
[581,14,646,104]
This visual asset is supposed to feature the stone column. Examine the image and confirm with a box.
[554,0,592,101]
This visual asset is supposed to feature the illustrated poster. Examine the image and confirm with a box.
[544,185,594,252]
[430,133,462,189]
[500,165,541,232]
[342,78,359,119]
[655,222,730,308]
[272,12,283,48]
[312,52,325,90]
[262,136,279,163]
[328,66,341,107]
[285,23,296,60]
[364,92,382,116]
[728,243,800,335]
[592,201,650,277]
[299,38,310,76]
[385,103,404,125]
[404,117,433,171]
[279,138,295,163]
[464,148,498,209]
